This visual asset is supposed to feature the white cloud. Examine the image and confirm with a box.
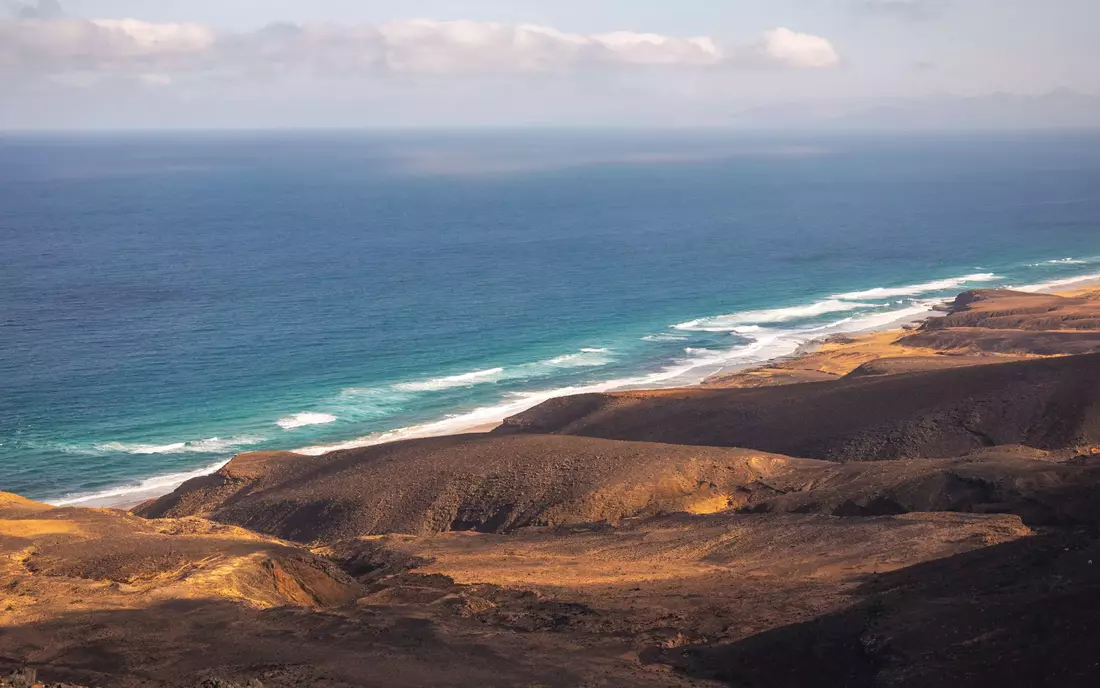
[361,21,726,73]
[0,15,840,78]
[759,28,842,69]
[0,18,214,72]
[90,19,215,55]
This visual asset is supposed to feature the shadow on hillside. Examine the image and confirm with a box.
[651,528,1100,687]
[0,597,575,687]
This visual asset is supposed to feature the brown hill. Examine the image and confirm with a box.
[135,434,814,543]
[925,289,1100,331]
[497,352,1100,461]
[0,498,360,621]
[898,288,1100,355]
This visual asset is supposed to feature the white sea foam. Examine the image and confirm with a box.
[1026,257,1094,267]
[1011,272,1100,293]
[674,299,877,331]
[822,301,941,332]
[92,442,188,455]
[831,273,1001,301]
[396,368,506,392]
[392,349,616,394]
[276,412,338,429]
[672,271,1002,334]
[51,458,232,508]
[186,436,266,452]
[92,435,266,455]
[642,333,689,342]
[539,349,614,368]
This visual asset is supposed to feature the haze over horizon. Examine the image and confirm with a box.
[2,0,1099,129]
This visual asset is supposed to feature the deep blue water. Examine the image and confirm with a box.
[2,130,1099,504]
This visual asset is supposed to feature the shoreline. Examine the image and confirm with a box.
[71,275,1100,510]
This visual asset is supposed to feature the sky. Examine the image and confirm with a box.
[1,0,1098,129]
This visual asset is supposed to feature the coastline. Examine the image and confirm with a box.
[702,277,1100,389]
[76,274,1100,510]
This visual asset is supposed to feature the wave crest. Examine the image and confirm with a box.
[92,435,266,455]
[831,273,1001,301]
[396,368,505,392]
[276,412,338,430]
[675,299,876,331]
[1012,272,1100,293]
[51,459,232,507]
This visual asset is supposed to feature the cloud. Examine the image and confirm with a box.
[0,15,840,79]
[758,28,841,69]
[0,18,215,73]
[241,21,728,74]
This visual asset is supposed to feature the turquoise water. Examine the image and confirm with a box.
[2,130,1099,504]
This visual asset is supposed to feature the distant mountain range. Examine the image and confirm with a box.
[731,89,1100,129]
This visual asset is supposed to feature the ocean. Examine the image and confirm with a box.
[2,129,1099,506]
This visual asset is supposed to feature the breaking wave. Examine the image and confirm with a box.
[91,435,266,455]
[396,368,506,392]
[674,299,877,331]
[1012,272,1100,293]
[276,412,338,430]
[831,273,1001,300]
[51,458,232,507]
